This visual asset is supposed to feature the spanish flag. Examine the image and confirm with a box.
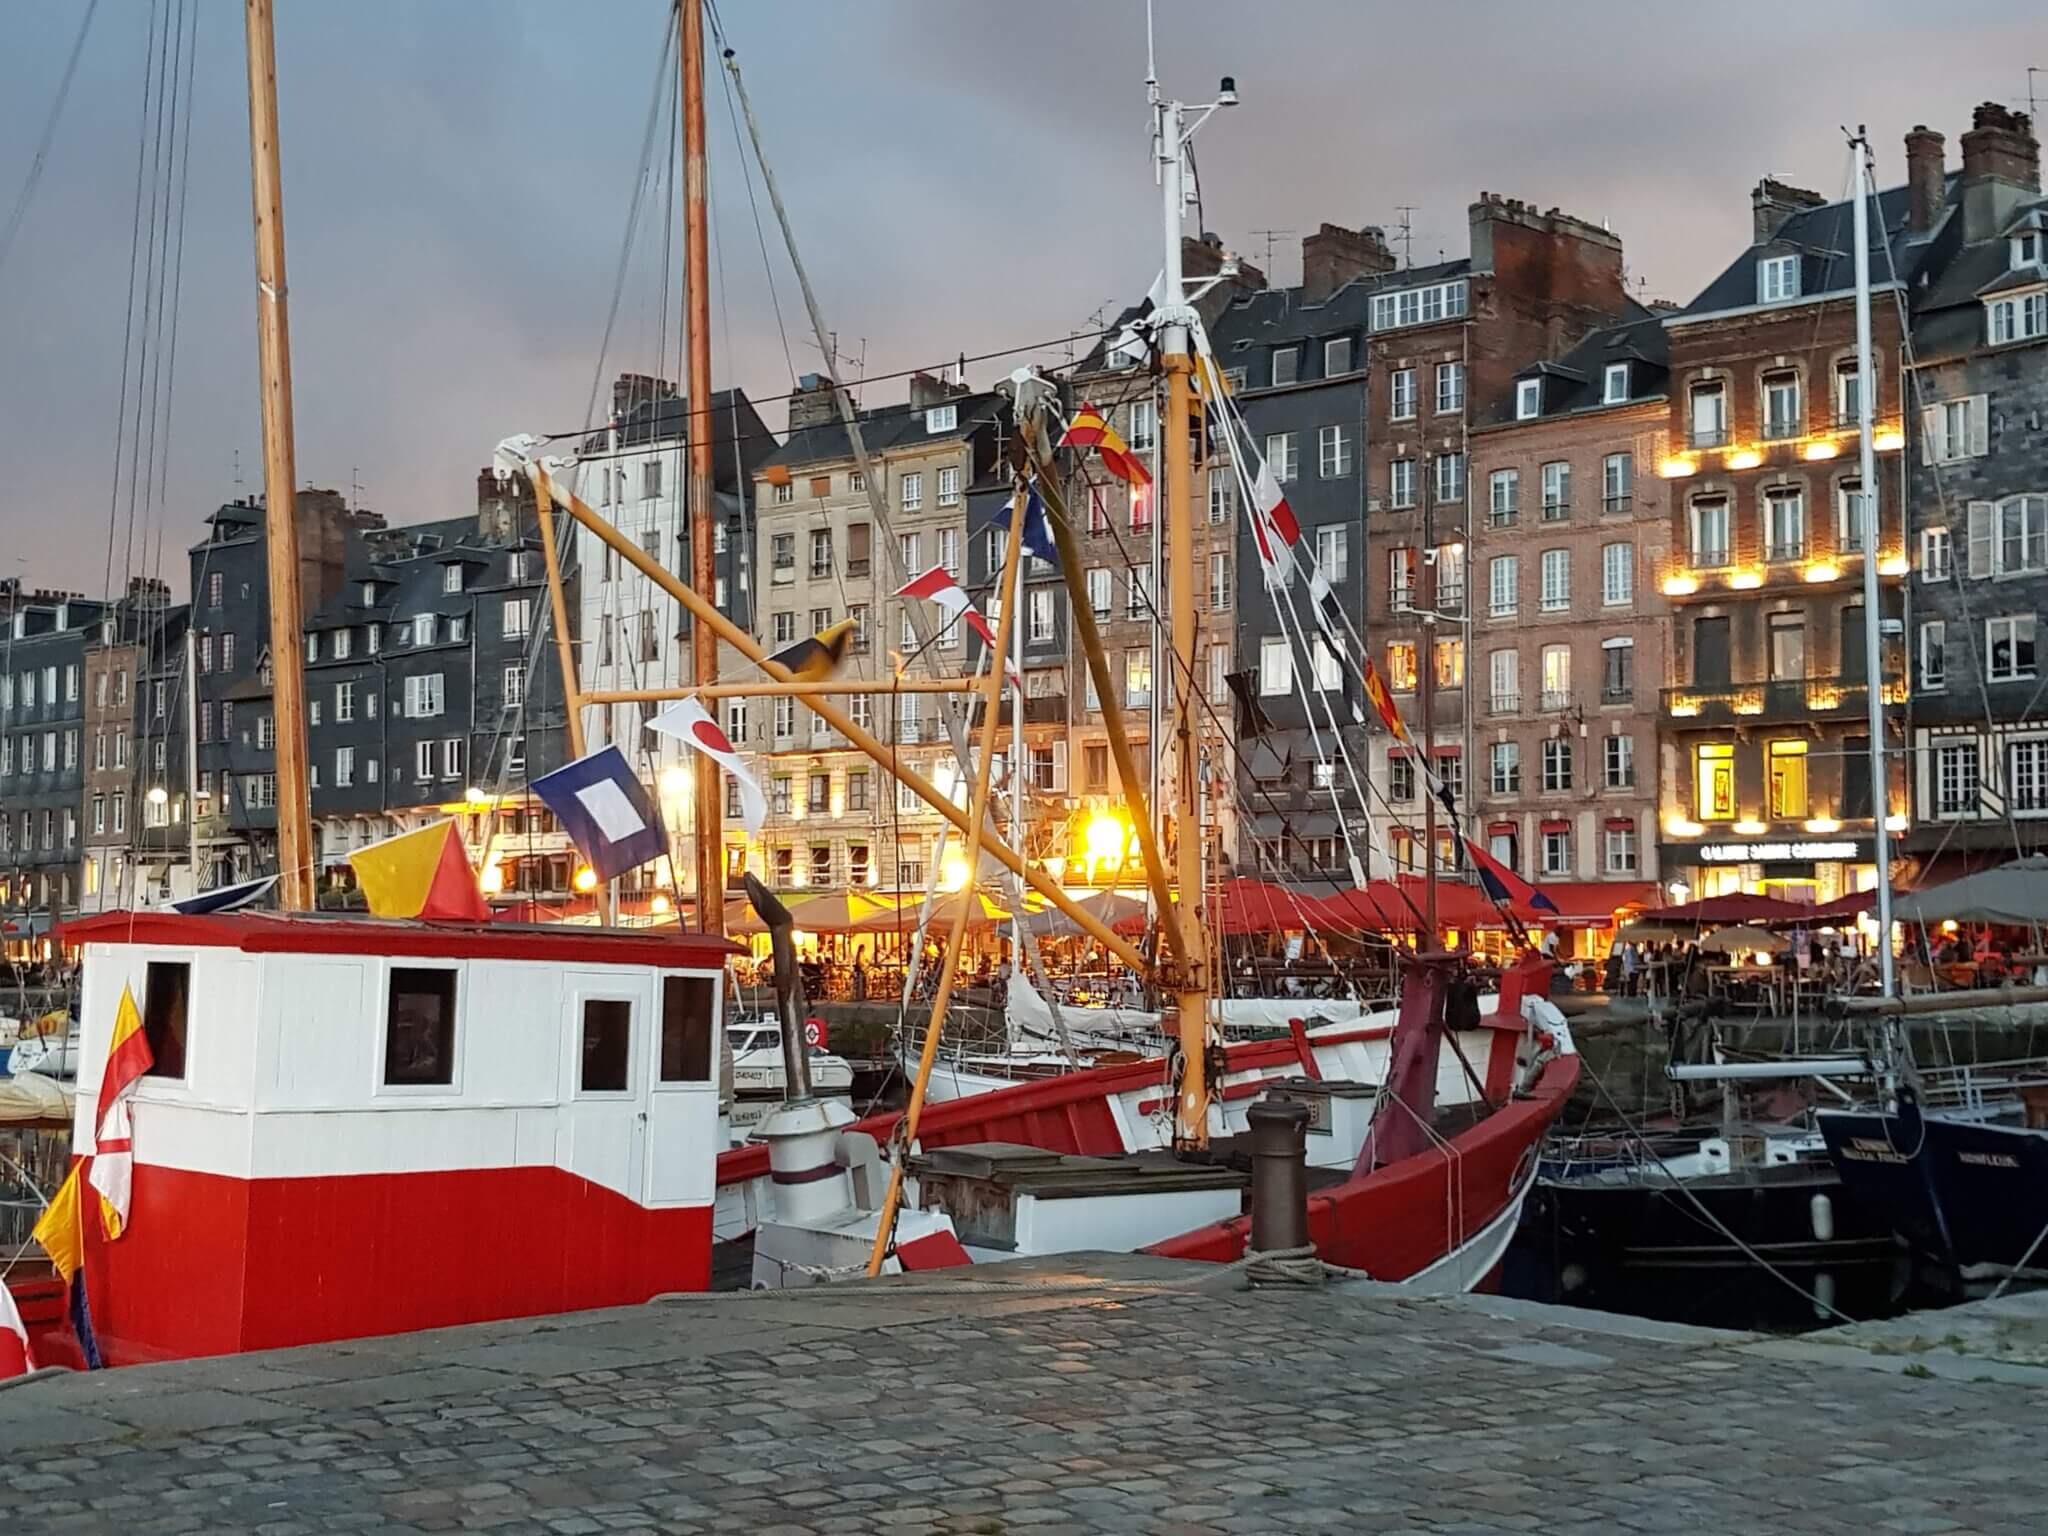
[87,984,153,1240]
[349,820,491,922]
[1059,401,1152,487]
[1361,656,1410,745]
[768,616,856,682]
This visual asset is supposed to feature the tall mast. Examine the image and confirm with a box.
[1154,75,1223,1147]
[1850,129,1895,1000]
[242,0,313,912]
[681,0,722,935]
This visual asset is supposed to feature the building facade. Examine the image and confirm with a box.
[1654,178,1918,907]
[0,586,105,948]
[80,580,187,914]
[1898,105,2048,865]
[1469,311,1672,887]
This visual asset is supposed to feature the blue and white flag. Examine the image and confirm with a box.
[1020,481,1060,569]
[531,746,667,883]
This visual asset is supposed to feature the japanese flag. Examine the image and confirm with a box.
[649,698,767,834]
[0,1282,32,1378]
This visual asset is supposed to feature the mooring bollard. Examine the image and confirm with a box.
[1247,1096,1311,1257]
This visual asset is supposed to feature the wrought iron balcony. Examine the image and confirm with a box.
[1662,673,1908,725]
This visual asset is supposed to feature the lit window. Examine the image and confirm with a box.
[1767,739,1809,819]
[1695,743,1735,820]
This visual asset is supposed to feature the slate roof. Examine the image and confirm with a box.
[1675,180,1948,321]
[1488,303,1671,426]
[759,390,1005,473]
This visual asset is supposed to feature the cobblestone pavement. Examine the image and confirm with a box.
[3,1256,2046,1535]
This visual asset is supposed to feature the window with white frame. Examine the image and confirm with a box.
[1541,825,1572,876]
[1127,399,1157,450]
[335,681,356,722]
[1919,620,1946,690]
[1540,460,1570,519]
[2010,739,2048,814]
[1489,469,1519,526]
[1603,452,1633,512]
[403,673,445,719]
[1490,740,1520,794]
[1540,642,1572,708]
[900,472,923,511]
[1836,480,1872,553]
[1603,363,1629,404]
[1389,754,1415,801]
[1987,290,2048,345]
[1922,525,1952,582]
[1692,496,1731,566]
[1266,432,1299,482]
[412,614,435,646]
[1488,647,1519,712]
[1987,615,2037,682]
[1259,636,1291,695]
[1125,647,1152,707]
[2015,230,2044,269]
[1762,370,1802,439]
[501,597,532,638]
[1833,357,1871,423]
[1312,636,1342,691]
[1601,635,1634,702]
[1029,589,1054,643]
[1319,424,1353,478]
[1369,279,1468,331]
[1689,380,1728,447]
[1922,396,1988,463]
[333,629,352,661]
[936,467,960,506]
[1436,362,1464,413]
[1324,336,1353,376]
[1604,822,1638,874]
[1601,542,1633,606]
[1515,379,1540,420]
[1542,738,1574,791]
[1605,731,1635,788]
[773,611,797,646]
[1389,368,1416,420]
[1208,551,1231,610]
[502,664,525,708]
[442,565,462,594]
[1314,524,1348,581]
[1208,470,1234,525]
[1540,549,1570,612]
[1270,347,1299,387]
[335,746,355,788]
[1437,542,1465,611]
[1388,547,1416,612]
[775,696,797,739]
[1126,564,1151,618]
[1936,740,1980,817]
[1489,554,1518,618]
[1389,458,1416,509]
[1432,452,1465,503]
[415,740,437,781]
[1086,567,1112,618]
[1757,253,1800,303]
[925,403,957,433]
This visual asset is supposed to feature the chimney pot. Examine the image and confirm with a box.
[1904,125,1947,235]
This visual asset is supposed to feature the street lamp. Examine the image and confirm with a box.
[1666,879,1690,904]
[147,786,168,806]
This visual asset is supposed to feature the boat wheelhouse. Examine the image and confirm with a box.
[31,911,735,1367]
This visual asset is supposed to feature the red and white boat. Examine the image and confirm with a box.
[9,911,735,1370]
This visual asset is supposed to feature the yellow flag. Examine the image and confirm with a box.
[32,1164,87,1285]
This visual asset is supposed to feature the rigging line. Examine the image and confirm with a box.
[99,0,165,612]
[0,0,102,279]
[144,0,199,618]
[120,0,180,610]
[707,2,797,389]
[133,0,191,628]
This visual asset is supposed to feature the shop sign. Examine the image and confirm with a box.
[1697,840,1859,863]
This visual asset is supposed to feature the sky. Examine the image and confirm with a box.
[1,0,2040,599]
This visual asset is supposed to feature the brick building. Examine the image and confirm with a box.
[1468,310,1672,889]
[1654,178,1919,907]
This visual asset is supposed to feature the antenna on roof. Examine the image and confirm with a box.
[1249,229,1293,282]
[2029,66,2042,122]
[1395,207,1417,270]
[232,448,243,490]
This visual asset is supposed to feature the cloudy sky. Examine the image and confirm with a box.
[1,0,2038,596]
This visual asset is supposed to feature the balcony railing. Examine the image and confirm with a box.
[1437,583,1465,612]
[1765,538,1807,563]
[1487,692,1520,716]
[1601,684,1634,705]
[1762,415,1802,442]
[1538,689,1575,712]
[847,557,870,577]
[1603,494,1633,515]
[1690,425,1729,449]
[1023,695,1068,725]
[1693,545,1732,570]
[1540,500,1570,522]
[1489,507,1518,528]
[1662,673,1909,724]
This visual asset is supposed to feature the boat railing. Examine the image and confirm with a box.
[1914,1055,2048,1112]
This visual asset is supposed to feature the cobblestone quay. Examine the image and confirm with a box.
[3,1255,2045,1534]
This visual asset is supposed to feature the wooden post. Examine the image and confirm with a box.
[532,471,1150,971]
[528,465,587,760]
[681,0,722,936]
[864,490,1027,1276]
[242,0,313,912]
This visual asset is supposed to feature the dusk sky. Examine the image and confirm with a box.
[2,1,2039,597]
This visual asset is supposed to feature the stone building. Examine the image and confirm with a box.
[0,585,105,951]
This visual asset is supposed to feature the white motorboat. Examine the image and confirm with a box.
[727,1018,853,1099]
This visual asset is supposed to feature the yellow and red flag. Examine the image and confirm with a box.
[32,1163,86,1285]
[1361,657,1410,745]
[1059,401,1152,487]
[348,820,491,922]
[87,984,153,1240]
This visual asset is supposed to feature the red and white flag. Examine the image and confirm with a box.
[648,699,768,834]
[0,1282,32,1378]
[1248,460,1303,588]
[88,982,153,1240]
[897,565,999,651]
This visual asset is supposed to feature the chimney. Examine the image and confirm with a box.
[1960,102,2040,241]
[1300,222,1395,304]
[1904,125,1948,235]
[476,467,525,542]
[907,369,968,413]
[787,373,840,431]
[611,371,678,422]
[1751,178,1827,244]
[1182,232,1265,324]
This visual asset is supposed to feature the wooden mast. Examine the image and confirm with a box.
[242,0,313,911]
[681,0,722,935]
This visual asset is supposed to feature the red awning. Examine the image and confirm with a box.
[1517,880,1659,929]
[1655,893,1812,925]
[1792,888,1879,923]
[1488,821,1517,836]
[1539,818,1571,833]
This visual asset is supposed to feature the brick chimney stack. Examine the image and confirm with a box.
[611,372,678,422]
[787,373,840,431]
[1960,102,2041,241]
[1751,178,1827,244]
[1181,232,1266,323]
[1300,222,1396,304]
[1904,125,1948,235]
[907,370,968,413]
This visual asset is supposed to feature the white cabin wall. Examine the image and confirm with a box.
[464,962,565,1105]
[257,956,374,1110]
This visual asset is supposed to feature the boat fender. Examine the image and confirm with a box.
[1809,1192,1835,1245]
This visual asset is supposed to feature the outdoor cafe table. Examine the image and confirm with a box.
[1703,962,1785,1016]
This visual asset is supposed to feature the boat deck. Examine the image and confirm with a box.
[5,1255,2045,1533]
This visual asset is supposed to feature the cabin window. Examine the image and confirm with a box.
[384,967,457,1086]
[660,976,716,1083]
[142,960,190,1080]
[580,999,632,1093]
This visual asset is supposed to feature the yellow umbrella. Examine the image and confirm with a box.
[780,890,896,932]
[1698,923,1789,955]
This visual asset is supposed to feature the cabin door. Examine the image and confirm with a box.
[564,971,653,1207]
[644,972,721,1207]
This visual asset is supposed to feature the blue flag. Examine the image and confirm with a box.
[532,746,667,884]
[1020,482,1059,569]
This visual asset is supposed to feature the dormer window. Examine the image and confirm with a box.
[442,565,462,594]
[413,614,436,646]
[925,403,957,433]
[2015,231,2042,269]
[360,581,376,604]
[1757,254,1800,304]
[1515,379,1541,420]
[1271,346,1299,386]
[1602,363,1629,404]
[1987,290,2047,346]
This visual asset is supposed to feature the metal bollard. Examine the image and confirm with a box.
[1247,1097,1311,1255]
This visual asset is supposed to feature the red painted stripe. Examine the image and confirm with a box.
[770,1161,844,1186]
[1288,1019,1323,1081]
